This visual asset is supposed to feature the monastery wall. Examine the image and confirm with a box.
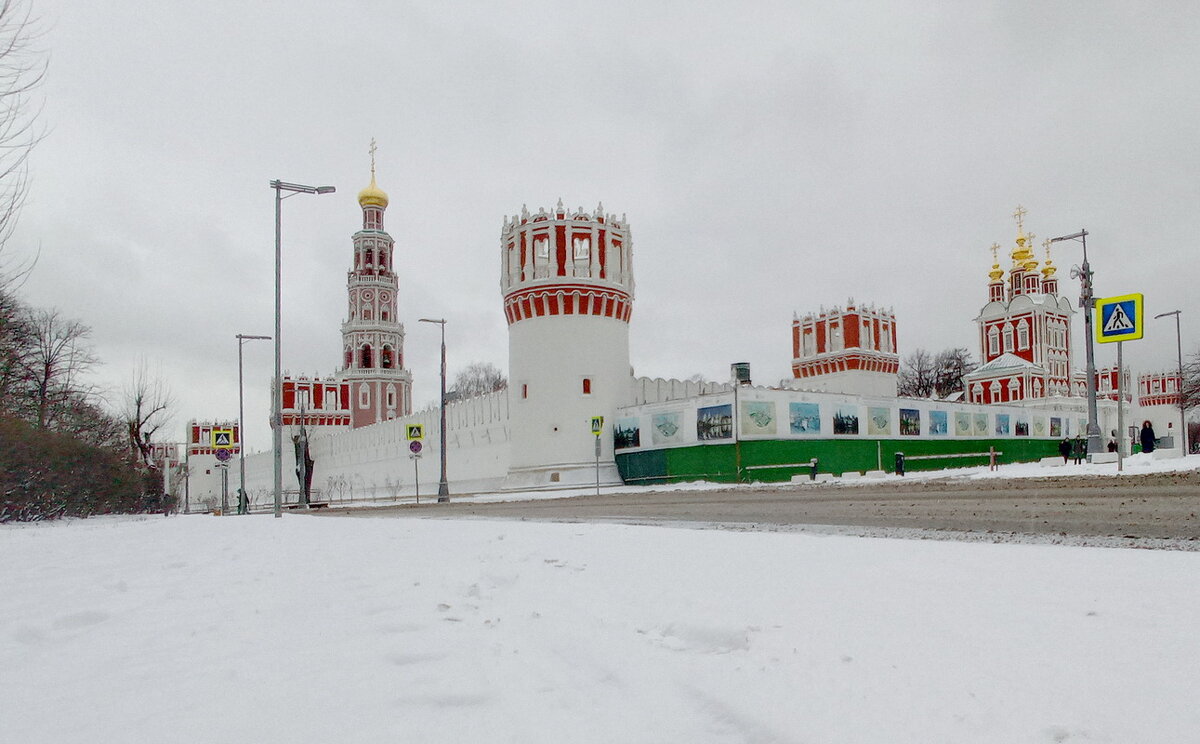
[240,389,511,503]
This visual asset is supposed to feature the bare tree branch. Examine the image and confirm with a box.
[121,357,175,468]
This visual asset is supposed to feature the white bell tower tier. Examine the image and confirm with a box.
[501,200,634,488]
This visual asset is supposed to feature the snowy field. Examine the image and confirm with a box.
[4,505,1199,743]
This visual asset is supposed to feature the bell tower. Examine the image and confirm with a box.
[340,140,412,427]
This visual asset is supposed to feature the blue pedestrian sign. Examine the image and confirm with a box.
[1095,293,1143,343]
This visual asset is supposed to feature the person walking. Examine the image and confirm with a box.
[1140,421,1157,455]
[1071,435,1086,465]
[1058,438,1071,464]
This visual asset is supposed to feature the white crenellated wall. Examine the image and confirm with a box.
[632,377,732,405]
[241,388,512,502]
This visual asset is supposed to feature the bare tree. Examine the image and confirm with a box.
[932,347,977,398]
[0,0,46,262]
[898,348,936,398]
[1183,346,1200,413]
[452,361,506,398]
[0,284,27,404]
[21,308,98,428]
[121,358,174,468]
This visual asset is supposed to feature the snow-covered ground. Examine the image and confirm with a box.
[4,505,1198,742]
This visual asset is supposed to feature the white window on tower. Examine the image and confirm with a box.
[296,388,310,411]
[1017,320,1029,350]
[881,323,892,352]
[1152,379,1161,394]
[802,330,814,357]
[573,237,590,260]
[988,326,1000,356]
[386,385,396,409]
[830,323,843,351]
[1002,326,1014,352]
[861,321,873,350]
[535,237,550,259]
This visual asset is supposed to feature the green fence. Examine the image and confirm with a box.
[615,437,1058,485]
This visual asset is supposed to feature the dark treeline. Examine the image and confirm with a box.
[0,288,168,522]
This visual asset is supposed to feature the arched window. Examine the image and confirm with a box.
[573,237,590,259]
[366,249,374,266]
[344,349,352,368]
[1017,320,1030,350]
[582,378,592,395]
[381,346,393,369]
[360,344,373,369]
[379,250,387,268]
[988,326,1000,356]
[363,307,372,321]
[1002,325,1014,352]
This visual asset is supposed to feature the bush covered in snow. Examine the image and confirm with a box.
[0,416,169,522]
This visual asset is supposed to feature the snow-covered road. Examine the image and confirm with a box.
[3,513,1198,742]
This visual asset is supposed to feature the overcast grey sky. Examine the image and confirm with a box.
[12,0,1200,451]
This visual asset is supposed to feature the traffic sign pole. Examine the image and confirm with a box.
[1117,341,1125,472]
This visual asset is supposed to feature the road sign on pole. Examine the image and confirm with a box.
[590,416,604,435]
[406,424,424,441]
[211,428,235,449]
[1096,293,1144,343]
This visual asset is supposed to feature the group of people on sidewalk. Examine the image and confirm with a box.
[1058,421,1159,463]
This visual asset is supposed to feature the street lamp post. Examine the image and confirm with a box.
[236,333,271,511]
[418,318,450,502]
[1051,229,1102,456]
[271,180,335,519]
[1155,310,1188,455]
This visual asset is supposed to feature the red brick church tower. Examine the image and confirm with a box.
[964,206,1075,403]
[340,142,413,426]
[280,141,412,431]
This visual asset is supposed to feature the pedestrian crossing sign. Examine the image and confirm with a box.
[1095,293,1143,343]
[211,428,235,449]
[406,424,424,441]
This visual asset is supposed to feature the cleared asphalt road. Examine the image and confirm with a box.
[323,471,1200,542]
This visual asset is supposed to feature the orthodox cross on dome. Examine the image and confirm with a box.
[1012,205,1028,234]
[369,137,378,178]
[989,242,1000,265]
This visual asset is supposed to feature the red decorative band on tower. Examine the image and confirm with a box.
[503,283,632,325]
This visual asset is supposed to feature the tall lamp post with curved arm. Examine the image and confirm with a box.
[1154,310,1188,455]
[271,180,335,519]
[1051,229,1102,456]
[236,333,271,509]
[418,317,450,502]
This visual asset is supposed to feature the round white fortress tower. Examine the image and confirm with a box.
[501,199,634,487]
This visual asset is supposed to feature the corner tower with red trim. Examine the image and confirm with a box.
[339,160,413,427]
[790,300,899,396]
[501,200,634,486]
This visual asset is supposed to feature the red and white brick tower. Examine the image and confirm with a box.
[790,300,899,396]
[965,206,1075,403]
[501,200,634,486]
[340,146,413,427]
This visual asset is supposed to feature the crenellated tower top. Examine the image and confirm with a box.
[500,199,634,326]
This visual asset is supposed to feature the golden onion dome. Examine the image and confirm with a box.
[357,175,388,209]
[989,263,1004,281]
[1042,259,1057,278]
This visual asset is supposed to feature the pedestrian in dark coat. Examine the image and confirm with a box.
[1058,438,1071,463]
[1071,435,1086,464]
[1140,421,1156,454]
